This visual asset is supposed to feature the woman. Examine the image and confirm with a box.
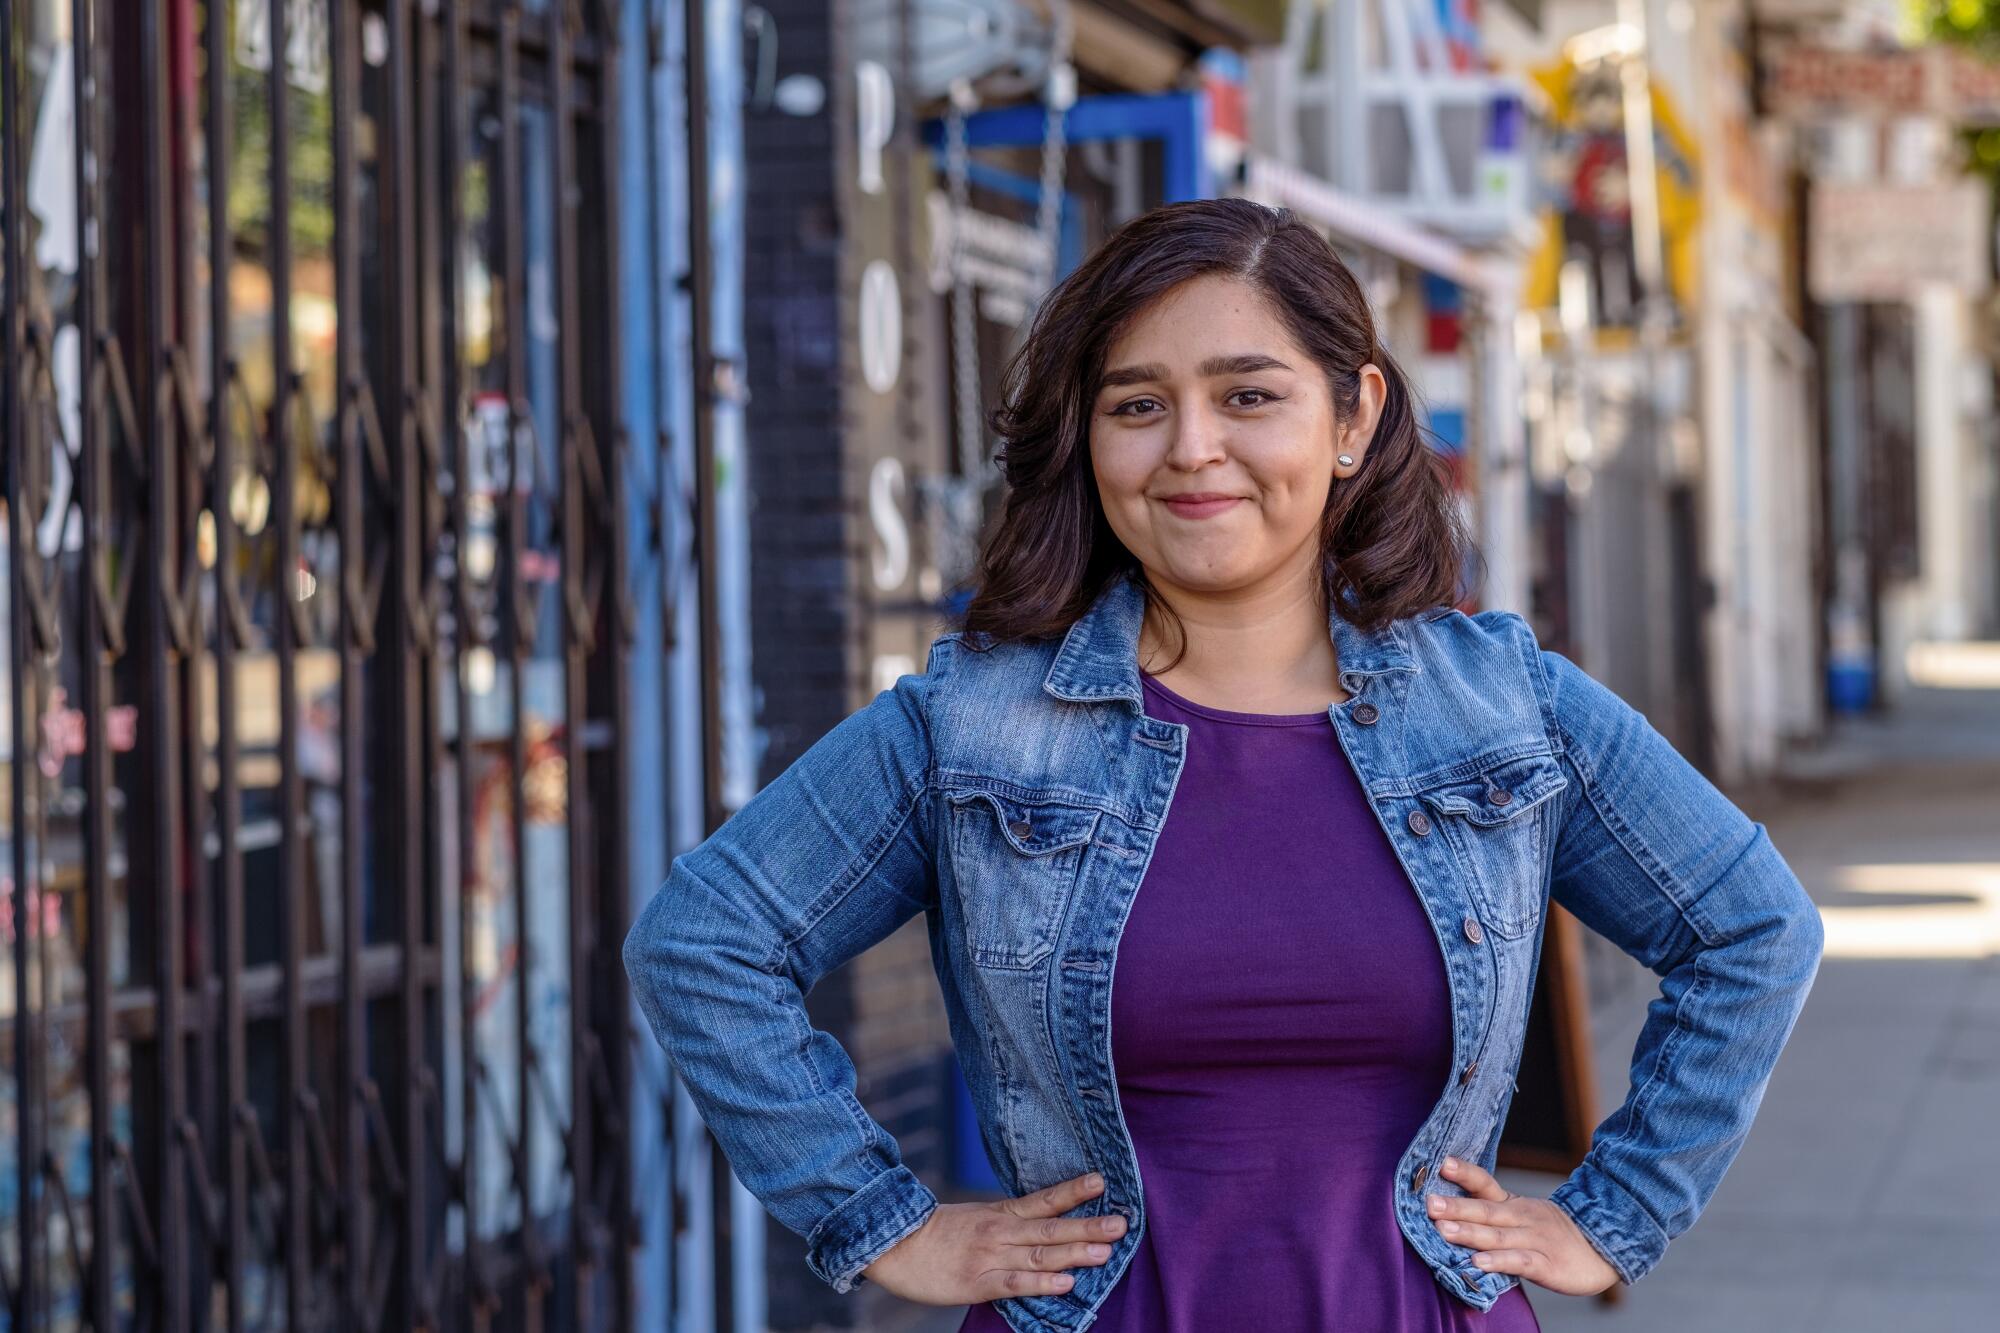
[624,198,1824,1333]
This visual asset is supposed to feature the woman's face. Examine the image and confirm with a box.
[1088,272,1384,599]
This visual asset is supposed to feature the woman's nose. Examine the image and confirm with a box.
[1163,403,1229,468]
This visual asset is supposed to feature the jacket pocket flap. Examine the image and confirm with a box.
[1416,753,1569,827]
[946,790,1101,856]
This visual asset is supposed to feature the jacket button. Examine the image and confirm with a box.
[1407,809,1432,837]
[1488,787,1512,805]
[1352,702,1380,725]
[1460,1060,1478,1085]
[1008,819,1033,840]
[1462,915,1484,945]
[1412,1163,1428,1189]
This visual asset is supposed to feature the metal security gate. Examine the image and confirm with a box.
[0,2,706,1329]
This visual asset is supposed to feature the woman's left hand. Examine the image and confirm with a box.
[1425,1155,1622,1297]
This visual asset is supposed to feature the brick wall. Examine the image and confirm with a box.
[742,1,962,1326]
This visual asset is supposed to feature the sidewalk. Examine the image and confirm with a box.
[1503,684,2000,1332]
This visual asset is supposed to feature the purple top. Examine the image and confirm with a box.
[959,673,1540,1332]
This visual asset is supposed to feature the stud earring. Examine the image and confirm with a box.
[1337,454,1354,467]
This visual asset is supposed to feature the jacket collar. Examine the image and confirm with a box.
[1041,568,1419,709]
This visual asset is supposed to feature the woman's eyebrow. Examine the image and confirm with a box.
[1097,353,1294,390]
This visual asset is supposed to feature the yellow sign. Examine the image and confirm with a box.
[1523,56,1702,334]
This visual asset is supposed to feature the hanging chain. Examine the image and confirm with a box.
[945,78,988,482]
[1030,0,1075,307]
[945,1,1076,486]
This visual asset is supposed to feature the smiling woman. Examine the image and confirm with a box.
[963,198,1469,687]
[1086,274,1388,666]
[625,198,1822,1333]
[939,199,1558,1333]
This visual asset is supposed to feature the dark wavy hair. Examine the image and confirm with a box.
[957,196,1473,664]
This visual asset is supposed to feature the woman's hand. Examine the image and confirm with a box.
[859,1171,1127,1306]
[1426,1155,1621,1297]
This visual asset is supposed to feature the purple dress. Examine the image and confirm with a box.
[959,672,1540,1332]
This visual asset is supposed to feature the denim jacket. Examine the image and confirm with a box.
[624,570,1824,1332]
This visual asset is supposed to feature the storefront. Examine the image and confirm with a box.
[1,3,719,1328]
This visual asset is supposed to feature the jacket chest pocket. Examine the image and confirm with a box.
[1415,753,1568,941]
[944,789,1101,970]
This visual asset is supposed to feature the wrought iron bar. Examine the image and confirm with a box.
[585,2,637,1319]
[203,0,252,1322]
[2,8,46,1324]
[549,8,601,1320]
[438,0,493,1327]
[383,2,431,1326]
[69,1,122,1325]
[496,7,549,1328]
[173,10,219,1299]
[264,1,317,1324]
[330,1,372,1320]
[111,1138,161,1274]
[138,2,192,1326]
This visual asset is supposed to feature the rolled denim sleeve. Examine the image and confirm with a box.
[622,653,948,1294]
[1531,642,1824,1286]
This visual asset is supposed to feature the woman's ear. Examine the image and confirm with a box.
[1339,363,1390,462]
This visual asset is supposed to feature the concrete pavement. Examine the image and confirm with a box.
[1505,684,2000,1333]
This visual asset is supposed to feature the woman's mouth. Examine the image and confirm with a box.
[1159,494,1243,519]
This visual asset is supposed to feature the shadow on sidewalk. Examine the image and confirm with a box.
[1508,683,2000,1332]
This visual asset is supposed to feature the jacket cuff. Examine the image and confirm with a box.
[805,1164,941,1295]
[1548,1157,1670,1286]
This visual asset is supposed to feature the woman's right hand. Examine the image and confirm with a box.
[858,1171,1128,1306]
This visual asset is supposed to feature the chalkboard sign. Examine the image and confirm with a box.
[1498,903,1623,1305]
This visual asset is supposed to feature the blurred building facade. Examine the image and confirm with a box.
[739,2,2000,1329]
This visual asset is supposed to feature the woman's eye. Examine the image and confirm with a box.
[1108,390,1277,416]
[1109,397,1162,416]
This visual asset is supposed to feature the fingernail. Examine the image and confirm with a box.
[1086,1173,1103,1189]
[1055,1274,1074,1288]
[1439,1221,1460,1235]
[1444,1157,1458,1170]
[1087,1244,1110,1260]
[1428,1197,1444,1215]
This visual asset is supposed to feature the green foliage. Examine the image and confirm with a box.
[1906,2,2000,184]
[1912,0,2000,47]
[228,73,338,261]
